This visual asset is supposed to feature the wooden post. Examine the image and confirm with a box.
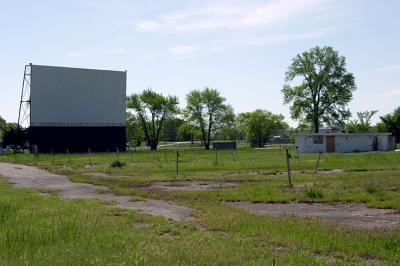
[296,146,300,163]
[164,128,167,164]
[66,148,71,163]
[116,147,119,160]
[88,148,92,166]
[176,151,179,177]
[285,149,293,188]
[33,145,39,158]
[215,149,218,165]
[315,151,321,173]
[164,143,167,164]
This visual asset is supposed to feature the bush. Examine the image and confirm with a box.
[2,124,28,153]
[305,188,323,199]
[366,184,379,194]
[110,160,125,168]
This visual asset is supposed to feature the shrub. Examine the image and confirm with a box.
[305,188,323,199]
[110,160,125,168]
[366,185,379,194]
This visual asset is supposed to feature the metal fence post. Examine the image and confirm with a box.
[176,151,179,177]
[285,149,293,188]
[88,148,92,166]
[315,151,321,173]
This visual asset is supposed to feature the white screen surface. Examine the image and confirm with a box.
[30,65,126,126]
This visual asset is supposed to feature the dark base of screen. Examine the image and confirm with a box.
[29,126,126,153]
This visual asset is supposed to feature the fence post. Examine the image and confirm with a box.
[296,146,300,163]
[215,149,218,165]
[164,143,167,164]
[116,147,119,160]
[315,151,321,173]
[66,148,71,163]
[33,145,39,158]
[285,149,293,188]
[88,148,92,166]
[176,151,179,177]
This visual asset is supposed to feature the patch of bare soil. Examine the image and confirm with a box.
[316,169,343,174]
[223,201,400,229]
[138,180,239,191]
[58,166,73,171]
[223,169,343,178]
[81,172,109,177]
[0,162,192,221]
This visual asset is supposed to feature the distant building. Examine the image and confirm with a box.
[295,133,396,153]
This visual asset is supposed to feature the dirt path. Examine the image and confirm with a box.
[0,162,192,221]
[136,180,239,191]
[224,201,400,229]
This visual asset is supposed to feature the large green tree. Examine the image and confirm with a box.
[159,117,184,142]
[0,115,6,139]
[378,107,400,143]
[346,110,378,133]
[176,121,201,142]
[213,111,238,140]
[282,46,356,133]
[185,88,233,150]
[126,89,178,150]
[240,109,288,148]
[125,112,144,146]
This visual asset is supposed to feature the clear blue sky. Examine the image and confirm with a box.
[1,0,399,127]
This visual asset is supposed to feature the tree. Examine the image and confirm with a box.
[379,107,400,143]
[2,123,28,153]
[176,122,201,142]
[185,88,232,150]
[126,112,144,146]
[240,109,288,148]
[0,115,6,139]
[159,117,184,142]
[126,89,178,150]
[213,111,239,140]
[346,110,378,133]
[282,46,356,133]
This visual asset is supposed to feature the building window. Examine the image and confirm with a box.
[313,136,323,144]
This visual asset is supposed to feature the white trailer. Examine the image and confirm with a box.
[295,133,396,153]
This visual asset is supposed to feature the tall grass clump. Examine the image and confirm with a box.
[110,160,125,168]
[304,188,323,199]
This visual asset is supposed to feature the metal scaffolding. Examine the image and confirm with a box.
[17,63,31,128]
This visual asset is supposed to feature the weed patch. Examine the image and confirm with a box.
[110,160,125,168]
[305,188,324,199]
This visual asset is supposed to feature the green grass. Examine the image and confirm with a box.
[1,147,400,265]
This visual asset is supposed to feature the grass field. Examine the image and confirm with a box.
[1,146,400,265]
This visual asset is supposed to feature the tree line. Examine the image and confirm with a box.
[126,88,288,150]
[1,46,400,152]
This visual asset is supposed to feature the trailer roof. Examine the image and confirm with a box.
[295,133,392,136]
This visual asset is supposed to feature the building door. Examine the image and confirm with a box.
[326,136,335,153]
[372,136,379,151]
